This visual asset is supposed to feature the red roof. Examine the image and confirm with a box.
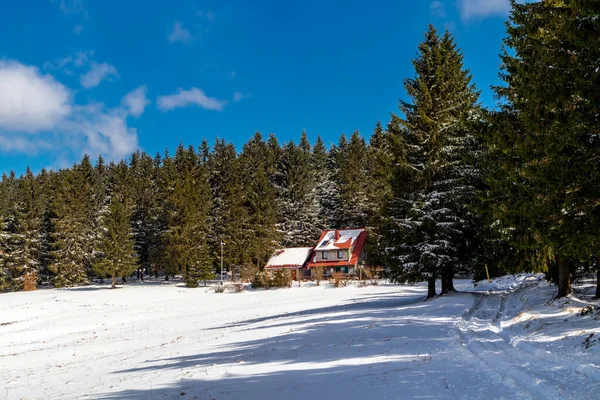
[307,228,366,268]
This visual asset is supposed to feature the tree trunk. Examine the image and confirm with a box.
[111,273,116,289]
[427,275,436,300]
[441,266,456,294]
[165,274,169,281]
[595,268,600,300]
[556,257,571,298]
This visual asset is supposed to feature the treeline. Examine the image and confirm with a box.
[0,129,385,290]
[1,1,599,298]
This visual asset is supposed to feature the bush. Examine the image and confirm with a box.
[214,285,226,293]
[185,279,199,288]
[272,270,292,288]
[240,265,259,282]
[231,283,245,292]
[23,272,38,291]
[331,272,349,287]
[252,271,272,289]
[311,266,324,286]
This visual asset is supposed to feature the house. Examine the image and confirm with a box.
[265,247,313,281]
[306,228,367,276]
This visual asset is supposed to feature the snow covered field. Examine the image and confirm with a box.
[1,276,599,399]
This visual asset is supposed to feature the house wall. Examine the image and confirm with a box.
[314,249,350,262]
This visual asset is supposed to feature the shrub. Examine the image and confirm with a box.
[311,266,324,286]
[214,285,226,293]
[185,279,199,288]
[231,283,245,292]
[272,270,292,288]
[240,265,259,282]
[331,272,349,288]
[252,271,272,289]
[23,272,38,291]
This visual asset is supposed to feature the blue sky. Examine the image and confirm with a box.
[0,0,511,175]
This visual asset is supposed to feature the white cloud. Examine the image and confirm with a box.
[0,61,139,164]
[168,21,194,44]
[157,87,227,112]
[430,1,446,18]
[122,85,150,117]
[74,50,94,67]
[80,62,119,88]
[196,9,216,21]
[232,91,251,103]
[57,0,87,17]
[458,0,510,20]
[0,61,71,132]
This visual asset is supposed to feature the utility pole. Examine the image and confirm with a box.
[220,241,225,285]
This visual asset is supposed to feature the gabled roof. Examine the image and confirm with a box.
[307,228,367,268]
[315,229,364,250]
[265,247,313,269]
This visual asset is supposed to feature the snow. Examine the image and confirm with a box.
[1,275,599,399]
[316,229,363,250]
[265,247,313,269]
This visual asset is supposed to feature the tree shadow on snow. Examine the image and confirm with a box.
[95,292,490,400]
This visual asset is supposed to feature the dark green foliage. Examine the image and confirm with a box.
[93,161,139,289]
[492,0,600,297]
[385,26,482,297]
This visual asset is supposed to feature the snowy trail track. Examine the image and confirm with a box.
[459,281,600,400]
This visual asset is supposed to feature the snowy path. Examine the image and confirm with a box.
[458,281,598,400]
[1,277,599,399]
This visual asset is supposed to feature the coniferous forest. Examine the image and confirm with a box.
[1,2,599,299]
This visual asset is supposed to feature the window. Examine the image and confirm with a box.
[322,251,328,260]
[343,267,348,273]
[337,250,344,259]
[320,240,330,248]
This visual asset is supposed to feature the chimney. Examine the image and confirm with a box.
[334,230,341,241]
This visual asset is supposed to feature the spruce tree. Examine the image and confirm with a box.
[276,139,320,247]
[209,140,250,280]
[387,26,481,298]
[163,144,213,283]
[93,161,138,288]
[495,0,600,297]
[50,156,103,287]
[240,133,281,266]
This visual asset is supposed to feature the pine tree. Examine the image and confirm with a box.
[337,130,370,229]
[163,144,213,283]
[209,140,250,280]
[93,161,139,288]
[386,26,481,298]
[366,122,393,268]
[276,138,320,247]
[312,135,332,229]
[187,243,215,287]
[240,133,281,266]
[50,156,103,287]
[495,0,600,297]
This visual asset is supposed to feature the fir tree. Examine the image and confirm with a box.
[93,161,138,288]
[387,26,481,298]
[163,144,213,283]
[276,139,320,247]
[495,0,600,297]
[240,133,281,266]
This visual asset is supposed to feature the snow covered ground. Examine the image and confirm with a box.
[1,275,599,399]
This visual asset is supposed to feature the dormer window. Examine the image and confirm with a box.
[338,250,345,259]
[322,251,328,260]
